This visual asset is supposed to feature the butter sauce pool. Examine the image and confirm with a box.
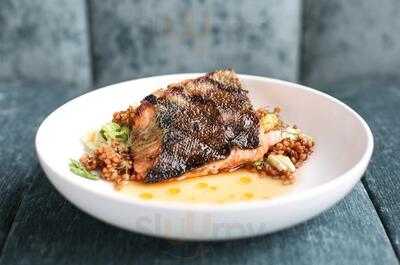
[120,169,293,204]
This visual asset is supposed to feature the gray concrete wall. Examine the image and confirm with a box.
[1,0,399,89]
[301,0,400,87]
[89,0,301,86]
[0,0,92,88]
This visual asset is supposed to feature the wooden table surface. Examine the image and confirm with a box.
[0,78,399,265]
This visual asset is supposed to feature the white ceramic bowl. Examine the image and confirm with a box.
[36,74,373,241]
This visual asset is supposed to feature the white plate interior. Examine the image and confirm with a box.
[36,74,371,207]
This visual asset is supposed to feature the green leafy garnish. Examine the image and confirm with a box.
[69,159,99,180]
[100,122,130,142]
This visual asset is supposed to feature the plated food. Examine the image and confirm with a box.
[70,70,314,202]
[36,72,373,240]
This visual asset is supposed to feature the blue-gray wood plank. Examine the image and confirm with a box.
[0,0,92,88]
[0,83,84,252]
[89,0,301,86]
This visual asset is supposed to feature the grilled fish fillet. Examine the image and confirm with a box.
[130,69,282,183]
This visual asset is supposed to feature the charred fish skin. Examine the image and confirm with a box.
[132,70,260,183]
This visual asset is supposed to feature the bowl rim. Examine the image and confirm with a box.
[35,73,374,212]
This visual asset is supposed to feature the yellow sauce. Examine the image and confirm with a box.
[120,169,293,204]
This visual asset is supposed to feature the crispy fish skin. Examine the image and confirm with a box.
[131,70,261,183]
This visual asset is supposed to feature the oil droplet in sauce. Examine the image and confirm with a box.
[167,187,181,195]
[209,186,217,191]
[240,176,252,184]
[120,169,293,204]
[242,192,254,200]
[196,182,208,189]
[139,192,153,200]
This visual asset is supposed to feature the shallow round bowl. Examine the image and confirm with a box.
[36,74,373,241]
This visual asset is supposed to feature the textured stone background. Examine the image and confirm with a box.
[1,0,399,88]
[89,0,301,86]
[0,0,91,88]
[302,0,400,87]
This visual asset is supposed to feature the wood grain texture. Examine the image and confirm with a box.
[318,77,400,257]
[0,175,397,264]
[0,83,84,252]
